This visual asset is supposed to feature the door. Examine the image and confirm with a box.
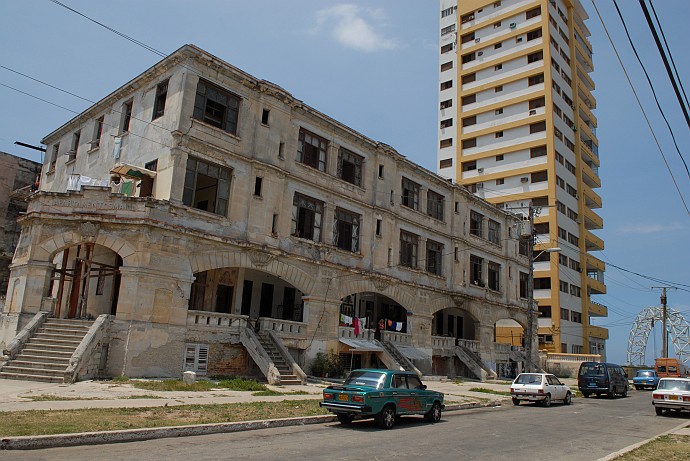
[546,375,567,400]
[405,374,428,415]
[241,280,253,317]
[215,284,233,313]
[259,283,274,318]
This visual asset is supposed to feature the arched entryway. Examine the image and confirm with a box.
[49,243,123,319]
[189,267,305,322]
[337,292,409,373]
[494,316,528,379]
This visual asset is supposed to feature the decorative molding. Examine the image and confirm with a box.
[80,222,99,243]
[248,250,275,268]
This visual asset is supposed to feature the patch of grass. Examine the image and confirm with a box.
[215,377,269,392]
[130,380,217,392]
[617,435,690,461]
[122,395,164,400]
[21,395,104,402]
[469,387,512,396]
[0,400,329,437]
[251,390,310,397]
[452,378,465,384]
[111,375,129,382]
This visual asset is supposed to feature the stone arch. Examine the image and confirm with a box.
[38,229,138,266]
[190,250,316,296]
[336,277,415,309]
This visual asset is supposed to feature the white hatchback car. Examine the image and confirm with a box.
[653,377,690,416]
[510,373,572,407]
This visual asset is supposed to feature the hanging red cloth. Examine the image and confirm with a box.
[353,317,360,336]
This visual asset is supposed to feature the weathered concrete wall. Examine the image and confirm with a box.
[0,152,41,296]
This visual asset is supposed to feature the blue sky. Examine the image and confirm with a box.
[1,1,688,365]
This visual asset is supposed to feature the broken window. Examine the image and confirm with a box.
[92,116,104,148]
[182,156,232,216]
[337,147,363,186]
[427,189,444,221]
[121,100,133,133]
[470,255,483,286]
[426,240,443,275]
[297,128,327,171]
[488,262,501,291]
[291,193,324,242]
[488,219,501,245]
[152,79,168,120]
[68,130,80,161]
[193,80,240,135]
[333,207,360,252]
[400,230,419,269]
[470,210,484,237]
[401,177,420,210]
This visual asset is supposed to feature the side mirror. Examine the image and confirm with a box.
[624,372,628,378]
[420,384,427,390]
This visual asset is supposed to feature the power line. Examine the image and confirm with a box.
[48,0,167,58]
[591,0,690,216]
[639,0,690,131]
[611,0,690,180]
[648,0,690,112]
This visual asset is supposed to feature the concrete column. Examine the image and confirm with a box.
[167,148,188,204]
[3,260,54,315]
[322,203,335,246]
[408,312,433,349]
[478,323,496,365]
[115,267,193,327]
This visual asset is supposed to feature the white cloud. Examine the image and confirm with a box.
[617,222,686,234]
[314,4,398,52]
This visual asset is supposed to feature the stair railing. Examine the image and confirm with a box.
[1,312,47,362]
[64,314,110,383]
[266,330,307,383]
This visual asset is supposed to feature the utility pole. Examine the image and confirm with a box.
[525,206,536,372]
[652,287,673,357]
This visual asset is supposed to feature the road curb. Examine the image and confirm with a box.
[595,420,690,461]
[0,401,498,450]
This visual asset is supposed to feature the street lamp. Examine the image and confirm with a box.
[524,206,561,373]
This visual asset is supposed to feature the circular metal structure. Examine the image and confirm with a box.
[626,306,690,365]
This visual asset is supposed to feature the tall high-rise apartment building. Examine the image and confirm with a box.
[437,0,607,357]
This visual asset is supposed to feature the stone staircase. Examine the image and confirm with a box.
[379,340,423,376]
[0,318,93,383]
[256,332,302,385]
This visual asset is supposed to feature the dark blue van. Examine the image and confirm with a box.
[578,362,629,398]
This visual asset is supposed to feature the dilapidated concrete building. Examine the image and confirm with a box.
[0,45,531,383]
[0,152,41,296]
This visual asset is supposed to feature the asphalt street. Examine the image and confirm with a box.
[1,390,686,461]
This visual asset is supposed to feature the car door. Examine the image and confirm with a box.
[546,375,566,400]
[405,374,428,415]
[391,373,411,414]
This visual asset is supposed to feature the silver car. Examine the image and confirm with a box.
[653,378,690,416]
[510,373,573,407]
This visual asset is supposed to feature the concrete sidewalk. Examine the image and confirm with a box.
[0,377,508,412]
[0,376,505,450]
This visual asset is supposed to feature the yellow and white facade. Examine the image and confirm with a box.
[437,0,607,357]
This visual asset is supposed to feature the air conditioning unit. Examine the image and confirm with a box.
[475,38,481,43]
[510,23,517,29]
[516,37,523,43]
[520,177,529,183]
[478,51,484,56]
[477,168,484,174]
[529,109,537,115]
[478,8,483,13]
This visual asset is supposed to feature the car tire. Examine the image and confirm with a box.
[582,392,590,398]
[425,401,442,423]
[376,405,396,429]
[542,394,551,407]
[336,413,354,425]
[512,397,520,406]
[607,389,615,399]
[635,385,641,390]
[621,386,628,398]
[655,407,663,416]
[563,392,572,405]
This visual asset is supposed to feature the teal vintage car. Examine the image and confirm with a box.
[319,369,444,429]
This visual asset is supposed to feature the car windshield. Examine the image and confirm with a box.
[580,364,605,376]
[657,380,690,391]
[515,374,543,385]
[344,371,387,389]
[637,371,655,377]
